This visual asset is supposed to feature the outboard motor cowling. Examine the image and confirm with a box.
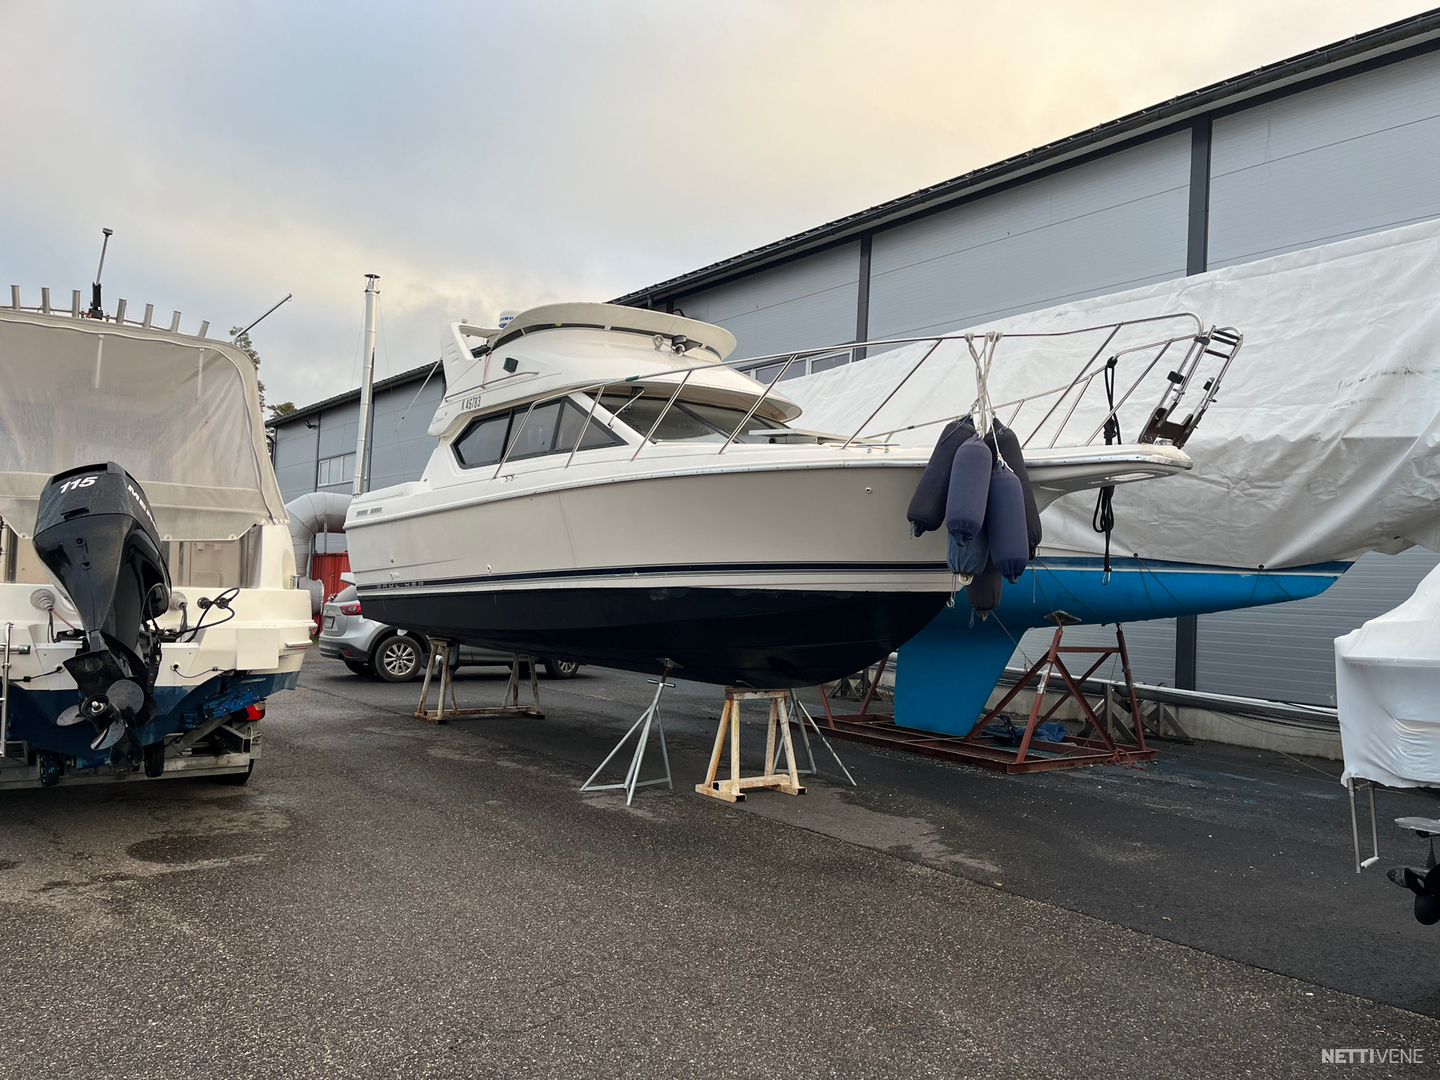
[33,462,170,757]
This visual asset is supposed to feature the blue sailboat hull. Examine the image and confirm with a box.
[895,556,1349,735]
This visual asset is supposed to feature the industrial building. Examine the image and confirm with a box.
[269,10,1440,708]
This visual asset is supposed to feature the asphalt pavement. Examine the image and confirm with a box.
[0,649,1437,1079]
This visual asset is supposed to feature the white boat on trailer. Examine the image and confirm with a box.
[345,302,1236,689]
[0,297,312,788]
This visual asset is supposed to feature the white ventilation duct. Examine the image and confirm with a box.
[285,491,353,614]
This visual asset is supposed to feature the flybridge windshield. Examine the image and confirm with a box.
[0,315,285,540]
[594,392,786,444]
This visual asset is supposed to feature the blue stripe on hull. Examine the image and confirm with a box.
[894,556,1348,737]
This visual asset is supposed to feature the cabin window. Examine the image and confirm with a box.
[506,402,563,460]
[453,399,622,469]
[595,392,785,444]
[453,413,510,467]
[556,399,625,453]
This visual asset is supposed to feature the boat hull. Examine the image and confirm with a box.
[363,582,948,688]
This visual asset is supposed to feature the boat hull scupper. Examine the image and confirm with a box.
[363,581,948,688]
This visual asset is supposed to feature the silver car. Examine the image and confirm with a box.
[318,584,581,683]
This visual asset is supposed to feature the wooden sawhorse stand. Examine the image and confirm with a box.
[414,640,544,724]
[697,688,807,803]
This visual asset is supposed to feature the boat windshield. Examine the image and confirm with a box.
[595,392,785,444]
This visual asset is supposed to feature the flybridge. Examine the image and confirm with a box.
[5,285,212,339]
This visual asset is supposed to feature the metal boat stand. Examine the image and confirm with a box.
[812,621,1156,774]
[783,693,856,786]
[414,641,544,724]
[580,666,674,805]
[1348,777,1381,873]
[697,688,808,803]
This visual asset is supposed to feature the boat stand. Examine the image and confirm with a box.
[414,641,544,724]
[1347,777,1381,873]
[580,668,674,805]
[813,623,1155,774]
[696,688,807,803]
[785,693,857,786]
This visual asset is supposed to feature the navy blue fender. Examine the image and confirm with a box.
[966,556,1003,612]
[907,417,975,535]
[988,422,1041,559]
[987,460,1031,583]
[947,524,990,578]
[945,435,992,542]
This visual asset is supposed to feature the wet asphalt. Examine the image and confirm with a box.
[0,649,1437,1079]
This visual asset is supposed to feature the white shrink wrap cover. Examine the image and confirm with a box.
[787,219,1440,570]
[0,311,287,541]
[1336,563,1440,789]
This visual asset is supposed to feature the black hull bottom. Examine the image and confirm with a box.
[362,586,949,689]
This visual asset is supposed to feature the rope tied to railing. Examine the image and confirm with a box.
[1092,355,1121,584]
[966,331,1002,438]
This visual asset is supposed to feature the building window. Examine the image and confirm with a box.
[317,452,356,487]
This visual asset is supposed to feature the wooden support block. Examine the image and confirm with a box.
[695,688,808,803]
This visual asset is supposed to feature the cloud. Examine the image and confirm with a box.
[0,0,1427,407]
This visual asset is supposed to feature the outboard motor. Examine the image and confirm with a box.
[1388,822,1440,925]
[32,462,170,761]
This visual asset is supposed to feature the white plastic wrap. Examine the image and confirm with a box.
[786,219,1440,569]
[1336,563,1440,788]
[0,312,287,540]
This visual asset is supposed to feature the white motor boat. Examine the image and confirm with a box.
[0,299,312,786]
[345,302,1228,688]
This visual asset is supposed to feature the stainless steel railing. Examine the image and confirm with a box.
[469,311,1241,478]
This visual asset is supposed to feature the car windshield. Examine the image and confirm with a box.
[333,584,358,603]
[595,392,784,444]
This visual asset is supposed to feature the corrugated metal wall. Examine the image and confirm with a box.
[272,417,319,504]
[1197,548,1440,706]
[367,376,446,492]
[1011,617,1177,688]
[672,242,861,362]
[866,131,1192,339]
[1208,50,1440,269]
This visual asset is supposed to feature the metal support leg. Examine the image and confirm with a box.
[1349,777,1381,873]
[788,695,857,786]
[581,669,674,805]
[1,622,11,758]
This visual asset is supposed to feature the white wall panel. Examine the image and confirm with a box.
[867,132,1191,339]
[673,242,860,361]
[1209,50,1440,268]
[1197,548,1440,706]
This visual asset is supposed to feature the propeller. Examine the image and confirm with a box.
[91,719,126,752]
[107,678,144,717]
[1387,839,1440,925]
[55,704,85,727]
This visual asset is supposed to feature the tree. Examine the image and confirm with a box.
[230,325,266,411]
[269,401,297,418]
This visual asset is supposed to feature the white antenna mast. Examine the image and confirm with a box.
[353,274,380,495]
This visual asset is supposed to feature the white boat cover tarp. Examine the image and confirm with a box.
[0,311,287,540]
[1336,563,1440,788]
[785,219,1440,569]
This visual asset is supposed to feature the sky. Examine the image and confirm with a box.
[0,0,1430,410]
